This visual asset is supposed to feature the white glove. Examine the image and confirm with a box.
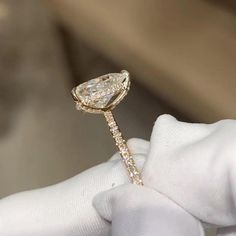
[94,184,205,236]
[1,113,236,235]
[0,139,148,236]
[142,114,236,231]
[92,114,236,236]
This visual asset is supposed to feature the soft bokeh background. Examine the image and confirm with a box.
[1,0,236,235]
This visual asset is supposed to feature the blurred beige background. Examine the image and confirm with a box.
[1,1,236,235]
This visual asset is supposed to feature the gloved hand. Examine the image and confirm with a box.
[0,139,148,236]
[1,113,236,236]
[92,114,236,236]
[94,184,205,236]
[141,114,236,232]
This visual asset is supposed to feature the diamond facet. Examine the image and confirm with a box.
[72,71,130,112]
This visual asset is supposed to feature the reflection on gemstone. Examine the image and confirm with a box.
[75,72,129,109]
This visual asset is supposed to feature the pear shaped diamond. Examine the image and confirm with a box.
[72,71,130,112]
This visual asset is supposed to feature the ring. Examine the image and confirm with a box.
[71,70,143,185]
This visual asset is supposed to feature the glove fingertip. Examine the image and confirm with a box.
[93,190,112,221]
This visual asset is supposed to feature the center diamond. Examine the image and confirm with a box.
[74,72,129,109]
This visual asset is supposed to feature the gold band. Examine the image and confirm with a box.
[104,111,143,185]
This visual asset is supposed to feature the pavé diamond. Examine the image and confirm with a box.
[74,72,129,110]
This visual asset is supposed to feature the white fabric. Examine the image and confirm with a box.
[94,184,205,236]
[93,114,236,236]
[1,113,236,235]
[0,139,148,236]
[143,114,236,227]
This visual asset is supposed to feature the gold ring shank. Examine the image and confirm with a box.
[104,111,143,185]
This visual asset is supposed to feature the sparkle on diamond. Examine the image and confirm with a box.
[75,73,127,109]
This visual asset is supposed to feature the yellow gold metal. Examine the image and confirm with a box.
[71,70,143,185]
[104,110,143,185]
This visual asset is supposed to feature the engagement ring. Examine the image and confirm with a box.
[71,70,143,185]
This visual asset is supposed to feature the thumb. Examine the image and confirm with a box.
[93,184,205,236]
